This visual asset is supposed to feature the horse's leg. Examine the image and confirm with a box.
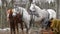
[10,24,14,34]
[30,16,34,28]
[15,23,19,34]
[12,22,15,34]
[10,22,13,34]
[25,22,30,34]
[10,19,15,34]
[20,22,24,34]
[13,20,17,34]
[42,18,49,30]
[17,24,19,34]
[26,28,29,34]
[11,20,15,34]
[10,26,12,34]
[26,26,31,34]
[13,27,15,34]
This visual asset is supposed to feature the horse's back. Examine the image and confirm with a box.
[47,9,56,19]
[41,9,49,18]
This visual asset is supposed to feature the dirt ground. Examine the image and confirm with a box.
[0,28,53,34]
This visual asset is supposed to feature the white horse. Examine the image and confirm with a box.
[29,3,50,29]
[42,9,56,19]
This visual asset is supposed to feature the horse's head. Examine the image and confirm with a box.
[12,7,24,18]
[29,3,41,17]
[6,9,13,21]
[7,9,13,15]
[29,3,36,12]
[13,7,21,16]
[12,8,17,16]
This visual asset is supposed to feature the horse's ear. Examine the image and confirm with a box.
[7,9,12,14]
[10,9,13,13]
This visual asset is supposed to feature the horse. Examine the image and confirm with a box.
[7,6,32,34]
[12,6,31,34]
[6,8,23,34]
[47,9,56,19]
[6,9,16,34]
[29,3,50,29]
[42,9,56,29]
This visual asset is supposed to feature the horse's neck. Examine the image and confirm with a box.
[35,5,42,13]
[35,5,42,10]
[19,7,30,17]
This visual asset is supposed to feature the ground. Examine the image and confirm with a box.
[0,28,53,34]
